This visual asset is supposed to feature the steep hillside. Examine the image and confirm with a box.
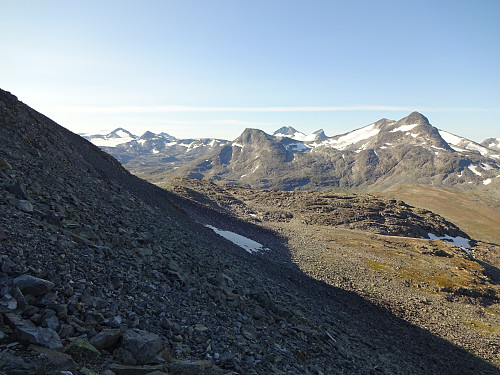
[4,90,499,373]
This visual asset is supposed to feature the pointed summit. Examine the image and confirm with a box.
[139,131,157,139]
[313,129,328,141]
[273,126,301,137]
[400,112,430,125]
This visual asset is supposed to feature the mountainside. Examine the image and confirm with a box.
[160,112,500,191]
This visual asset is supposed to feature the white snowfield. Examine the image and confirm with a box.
[390,123,418,133]
[286,142,311,152]
[311,123,380,150]
[468,165,482,176]
[438,130,490,156]
[205,225,268,253]
[275,130,317,142]
[88,135,135,147]
[427,233,470,248]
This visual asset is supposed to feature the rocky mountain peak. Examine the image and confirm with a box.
[273,126,299,137]
[108,128,137,138]
[235,128,272,144]
[139,130,157,139]
[313,129,328,140]
[400,111,430,125]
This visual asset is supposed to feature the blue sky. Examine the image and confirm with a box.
[2,0,499,141]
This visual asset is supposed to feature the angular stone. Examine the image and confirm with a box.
[0,351,36,374]
[6,182,28,200]
[14,275,54,296]
[14,322,63,349]
[30,345,77,373]
[15,200,34,213]
[115,328,164,365]
[0,158,12,171]
[90,328,122,350]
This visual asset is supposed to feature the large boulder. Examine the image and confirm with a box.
[114,328,165,365]
[13,275,54,296]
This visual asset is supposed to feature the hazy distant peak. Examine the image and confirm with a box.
[108,128,137,138]
[139,131,157,139]
[273,126,300,137]
[313,129,328,140]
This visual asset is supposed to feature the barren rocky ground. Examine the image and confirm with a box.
[167,178,500,370]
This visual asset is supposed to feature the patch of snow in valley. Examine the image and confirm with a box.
[233,143,244,148]
[286,142,310,152]
[468,165,482,176]
[391,123,418,133]
[409,133,419,138]
[151,148,159,154]
[205,225,268,253]
[428,233,470,248]
[483,178,492,185]
[380,146,387,149]
[275,131,317,142]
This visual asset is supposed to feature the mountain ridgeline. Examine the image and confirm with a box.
[86,112,500,192]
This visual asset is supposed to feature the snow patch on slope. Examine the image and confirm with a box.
[312,123,380,150]
[390,123,418,133]
[205,225,268,253]
[428,233,470,248]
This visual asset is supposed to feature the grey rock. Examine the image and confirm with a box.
[0,158,12,171]
[90,328,122,350]
[13,275,55,296]
[30,345,77,373]
[15,200,33,213]
[6,182,28,200]
[13,320,63,349]
[115,328,165,365]
[0,351,36,375]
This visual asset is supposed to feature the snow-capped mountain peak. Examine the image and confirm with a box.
[273,126,328,142]
[82,128,137,147]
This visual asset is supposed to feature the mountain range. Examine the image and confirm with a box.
[83,112,500,192]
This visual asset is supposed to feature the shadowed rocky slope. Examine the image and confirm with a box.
[1,89,499,374]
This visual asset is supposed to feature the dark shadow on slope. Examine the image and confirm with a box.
[171,192,500,375]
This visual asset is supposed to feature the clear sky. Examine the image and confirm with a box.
[2,0,499,142]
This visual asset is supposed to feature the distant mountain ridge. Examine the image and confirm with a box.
[83,113,500,192]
